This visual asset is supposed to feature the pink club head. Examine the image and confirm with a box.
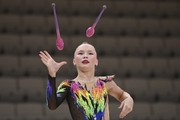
[86,27,95,37]
[86,5,107,38]
[52,3,64,51]
[56,37,64,50]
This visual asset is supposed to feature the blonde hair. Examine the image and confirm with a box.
[82,41,90,45]
[74,41,97,56]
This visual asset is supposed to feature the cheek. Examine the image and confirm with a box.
[90,56,97,63]
[74,56,82,63]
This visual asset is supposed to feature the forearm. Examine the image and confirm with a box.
[46,74,58,110]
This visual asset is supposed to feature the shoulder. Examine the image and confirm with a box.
[97,75,115,83]
[58,79,72,87]
[57,79,72,93]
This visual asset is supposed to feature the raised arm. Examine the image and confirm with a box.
[106,80,134,119]
[39,50,68,110]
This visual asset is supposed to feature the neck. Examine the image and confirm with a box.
[76,69,95,82]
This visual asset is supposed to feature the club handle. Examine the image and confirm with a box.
[52,3,60,38]
[92,5,107,28]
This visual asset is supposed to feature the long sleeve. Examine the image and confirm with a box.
[46,74,69,110]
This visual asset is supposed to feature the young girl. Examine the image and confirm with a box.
[39,42,134,120]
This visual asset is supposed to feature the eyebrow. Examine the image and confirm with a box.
[78,50,94,52]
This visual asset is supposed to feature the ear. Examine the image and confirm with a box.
[95,59,98,66]
[73,59,76,66]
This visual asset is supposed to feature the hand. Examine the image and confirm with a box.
[118,97,134,119]
[39,50,67,77]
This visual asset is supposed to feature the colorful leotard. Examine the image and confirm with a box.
[46,74,115,120]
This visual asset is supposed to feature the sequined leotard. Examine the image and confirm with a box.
[46,75,115,120]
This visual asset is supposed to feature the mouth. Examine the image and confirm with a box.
[82,60,89,64]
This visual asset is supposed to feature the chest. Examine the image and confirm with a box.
[68,80,108,119]
[70,80,108,105]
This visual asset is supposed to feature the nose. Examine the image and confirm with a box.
[83,56,88,59]
[83,53,88,59]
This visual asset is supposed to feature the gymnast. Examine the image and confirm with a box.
[39,42,134,120]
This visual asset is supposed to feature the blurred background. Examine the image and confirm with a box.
[0,0,180,120]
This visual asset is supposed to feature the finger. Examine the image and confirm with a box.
[39,52,48,63]
[58,61,67,67]
[39,51,48,58]
[119,106,127,119]
[41,58,48,66]
[39,51,46,56]
[39,53,49,61]
[118,102,124,109]
[119,105,130,119]
[44,50,52,59]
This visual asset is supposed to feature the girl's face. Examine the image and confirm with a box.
[73,43,98,72]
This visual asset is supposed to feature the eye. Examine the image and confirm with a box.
[89,52,94,55]
[78,52,83,55]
